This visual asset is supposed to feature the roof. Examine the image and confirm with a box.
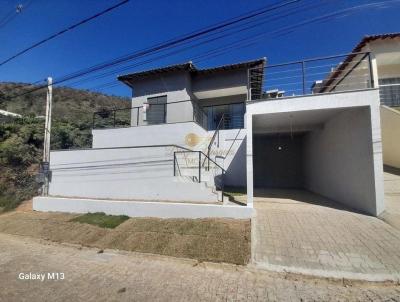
[318,33,400,93]
[117,58,266,84]
[352,33,400,52]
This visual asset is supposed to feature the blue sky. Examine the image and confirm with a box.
[0,0,399,97]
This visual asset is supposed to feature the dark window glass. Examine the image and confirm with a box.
[379,78,400,107]
[146,96,167,124]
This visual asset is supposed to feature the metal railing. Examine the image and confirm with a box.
[92,99,208,129]
[205,114,226,169]
[248,52,375,101]
[173,150,225,201]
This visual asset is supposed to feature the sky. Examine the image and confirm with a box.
[0,0,399,97]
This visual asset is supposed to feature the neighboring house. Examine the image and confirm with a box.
[314,33,400,107]
[34,46,387,218]
[314,33,400,169]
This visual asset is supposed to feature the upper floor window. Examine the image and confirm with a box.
[146,95,167,124]
[205,102,245,130]
[379,78,400,107]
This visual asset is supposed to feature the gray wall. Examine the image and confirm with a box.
[303,107,378,214]
[129,72,195,126]
[253,134,304,189]
[192,69,248,94]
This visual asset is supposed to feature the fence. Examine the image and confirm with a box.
[248,52,375,101]
[92,99,208,129]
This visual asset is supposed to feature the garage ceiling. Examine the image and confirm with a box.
[252,107,351,134]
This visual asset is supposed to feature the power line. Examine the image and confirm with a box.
[5,0,301,99]
[0,0,130,67]
[8,0,400,98]
[68,0,322,89]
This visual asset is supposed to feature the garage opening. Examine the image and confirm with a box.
[254,133,305,189]
[251,106,380,215]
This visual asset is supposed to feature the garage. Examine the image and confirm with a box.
[246,90,384,216]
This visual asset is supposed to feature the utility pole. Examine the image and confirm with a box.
[42,77,52,196]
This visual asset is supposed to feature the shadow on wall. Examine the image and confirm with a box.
[224,136,246,187]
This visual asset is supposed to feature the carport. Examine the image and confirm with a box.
[246,89,384,216]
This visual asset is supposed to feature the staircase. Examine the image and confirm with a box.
[174,150,225,202]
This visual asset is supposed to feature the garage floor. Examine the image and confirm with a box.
[252,188,400,281]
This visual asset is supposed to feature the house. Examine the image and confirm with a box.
[33,49,386,218]
[313,33,400,169]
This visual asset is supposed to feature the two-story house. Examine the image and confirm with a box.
[34,51,386,218]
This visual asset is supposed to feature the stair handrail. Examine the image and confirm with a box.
[204,114,226,169]
[173,150,225,202]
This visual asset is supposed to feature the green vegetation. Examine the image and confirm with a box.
[0,82,129,210]
[71,212,129,229]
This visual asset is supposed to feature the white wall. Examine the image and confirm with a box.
[303,107,379,215]
[48,146,218,203]
[381,106,400,168]
[246,89,384,216]
[92,122,207,149]
[33,196,253,219]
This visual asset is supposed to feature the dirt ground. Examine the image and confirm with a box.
[0,208,250,265]
[1,232,400,302]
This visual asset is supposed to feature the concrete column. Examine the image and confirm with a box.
[246,113,254,207]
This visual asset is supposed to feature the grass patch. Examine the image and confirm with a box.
[71,212,129,229]
[224,186,247,196]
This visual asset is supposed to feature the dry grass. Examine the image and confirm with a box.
[0,211,251,265]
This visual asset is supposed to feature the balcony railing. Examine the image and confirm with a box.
[92,99,208,129]
[248,52,375,101]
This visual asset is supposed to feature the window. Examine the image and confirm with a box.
[146,96,167,124]
[205,102,245,130]
[379,78,400,107]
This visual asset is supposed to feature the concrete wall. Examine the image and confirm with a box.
[246,89,384,216]
[92,122,207,149]
[129,72,195,126]
[48,146,218,203]
[303,107,379,215]
[192,69,248,98]
[33,196,253,219]
[217,128,247,187]
[381,106,400,168]
[92,122,247,187]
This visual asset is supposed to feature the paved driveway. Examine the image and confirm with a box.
[252,188,400,281]
[0,233,399,302]
[381,170,400,230]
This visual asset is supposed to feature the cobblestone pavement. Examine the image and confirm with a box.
[252,189,400,281]
[381,170,400,230]
[0,233,400,302]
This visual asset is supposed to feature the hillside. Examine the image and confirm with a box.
[0,82,130,211]
[0,82,129,121]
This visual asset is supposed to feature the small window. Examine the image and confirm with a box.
[146,95,167,124]
[379,78,400,107]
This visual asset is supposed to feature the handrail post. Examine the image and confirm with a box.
[173,152,176,176]
[136,107,139,126]
[301,61,306,95]
[198,151,201,183]
[113,110,116,127]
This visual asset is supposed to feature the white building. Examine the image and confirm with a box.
[314,33,400,169]
[34,47,389,218]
